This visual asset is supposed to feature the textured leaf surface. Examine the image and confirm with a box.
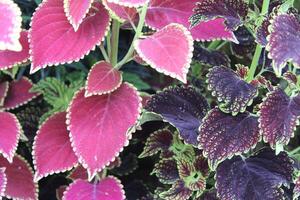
[259,88,300,147]
[63,177,125,200]
[207,66,257,114]
[85,61,122,96]
[160,180,192,200]
[216,149,293,200]
[193,45,230,67]
[64,0,94,31]
[198,108,260,169]
[107,0,149,7]
[146,86,209,146]
[67,83,141,179]
[135,23,193,83]
[0,82,8,106]
[0,0,22,51]
[153,158,179,184]
[0,155,38,200]
[0,168,6,197]
[0,112,21,163]
[3,77,39,110]
[30,0,110,73]
[103,0,137,22]
[67,165,88,181]
[0,31,30,70]
[33,112,78,182]
[267,14,300,75]
[256,18,270,47]
[146,0,237,42]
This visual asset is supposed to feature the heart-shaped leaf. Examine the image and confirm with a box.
[67,83,141,179]
[29,0,110,73]
[0,82,8,107]
[33,112,78,182]
[102,0,137,23]
[85,61,122,96]
[135,23,193,83]
[0,168,6,197]
[0,31,30,70]
[146,86,209,146]
[63,0,94,31]
[259,88,300,147]
[3,77,39,110]
[0,155,38,200]
[216,149,293,200]
[107,0,149,7]
[152,158,179,184]
[160,180,193,200]
[0,112,21,163]
[63,177,125,200]
[198,108,260,169]
[0,0,22,51]
[146,0,237,42]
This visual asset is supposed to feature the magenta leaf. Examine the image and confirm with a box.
[198,108,260,169]
[216,149,293,200]
[33,112,78,182]
[85,61,122,96]
[67,165,88,181]
[0,168,6,197]
[0,112,21,163]
[102,0,138,23]
[146,0,237,42]
[64,0,94,31]
[152,158,179,184]
[67,83,141,179]
[259,88,300,147]
[63,177,125,200]
[135,23,193,83]
[0,82,8,107]
[107,0,149,7]
[160,180,193,200]
[29,0,110,73]
[207,66,257,114]
[266,14,300,75]
[0,155,38,200]
[3,77,39,110]
[0,30,30,70]
[0,0,22,51]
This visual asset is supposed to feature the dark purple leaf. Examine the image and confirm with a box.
[198,108,260,169]
[283,71,297,85]
[231,27,255,58]
[216,148,293,200]
[198,190,219,200]
[111,153,138,176]
[294,176,300,199]
[207,66,258,114]
[146,86,209,146]
[193,45,230,67]
[159,180,193,200]
[256,18,270,47]
[152,158,179,185]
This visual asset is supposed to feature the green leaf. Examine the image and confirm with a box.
[122,72,150,90]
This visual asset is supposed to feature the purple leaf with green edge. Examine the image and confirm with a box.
[194,155,209,177]
[111,153,138,176]
[207,66,258,114]
[159,180,193,200]
[294,176,300,199]
[259,88,300,147]
[266,14,300,75]
[216,148,293,200]
[139,129,173,158]
[283,71,297,85]
[236,64,249,79]
[152,158,179,185]
[193,45,230,67]
[256,18,270,47]
[190,0,248,30]
[198,108,260,170]
[146,86,209,146]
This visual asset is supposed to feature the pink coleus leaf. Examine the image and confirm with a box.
[0,82,9,106]
[107,0,149,8]
[0,155,38,200]
[63,0,94,31]
[29,0,110,74]
[146,0,237,42]
[85,61,122,96]
[0,112,21,163]
[0,168,7,197]
[33,112,78,182]
[134,23,193,83]
[67,83,141,179]
[0,31,30,70]
[102,0,137,23]
[63,177,125,200]
[3,77,39,110]
[0,0,22,51]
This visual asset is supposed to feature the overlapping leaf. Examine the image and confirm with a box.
[67,165,88,181]
[216,149,293,200]
[198,108,260,169]
[294,176,300,199]
[107,0,149,7]
[152,158,179,184]
[102,0,137,23]
[256,18,270,47]
[193,45,230,67]
[146,86,209,146]
[159,180,193,200]
[0,168,6,197]
[111,153,137,176]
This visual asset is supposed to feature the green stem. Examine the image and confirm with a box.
[115,4,148,69]
[111,20,120,66]
[106,31,111,59]
[207,40,221,50]
[100,45,110,62]
[290,146,300,155]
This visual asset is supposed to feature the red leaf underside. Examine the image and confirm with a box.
[0,168,6,197]
[107,0,149,7]
[102,0,137,23]
[67,165,88,181]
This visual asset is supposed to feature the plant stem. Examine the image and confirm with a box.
[111,20,120,66]
[290,146,300,155]
[106,31,111,59]
[100,45,110,62]
[115,4,148,69]
[207,40,221,50]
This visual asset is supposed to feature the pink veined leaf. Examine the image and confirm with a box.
[63,0,94,31]
[0,31,30,71]
[0,168,7,197]
[67,83,141,179]
[29,0,110,74]
[107,0,149,8]
[0,155,38,200]
[67,165,88,181]
[3,77,39,110]
[85,61,123,97]
[0,82,9,107]
[146,0,237,42]
[56,185,67,200]
[0,0,22,51]
[63,177,125,200]
[33,112,78,182]
[134,23,193,83]
[0,112,21,163]
[102,0,138,23]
